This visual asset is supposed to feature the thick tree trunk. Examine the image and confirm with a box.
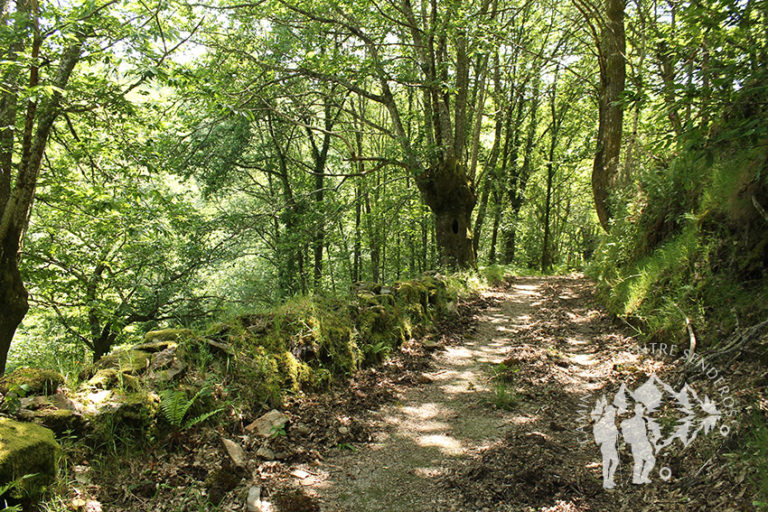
[592,0,626,232]
[0,250,28,374]
[416,159,477,269]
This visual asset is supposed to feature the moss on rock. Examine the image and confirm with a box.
[87,391,159,447]
[0,418,60,499]
[0,368,64,396]
[87,369,141,391]
[142,328,194,344]
[95,350,151,375]
[26,409,84,435]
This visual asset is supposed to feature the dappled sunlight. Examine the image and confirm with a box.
[415,434,464,455]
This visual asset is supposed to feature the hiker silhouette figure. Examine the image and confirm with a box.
[591,396,619,489]
[620,403,656,484]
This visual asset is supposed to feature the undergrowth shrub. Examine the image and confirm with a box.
[588,140,768,347]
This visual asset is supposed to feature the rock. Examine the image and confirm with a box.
[147,346,186,384]
[142,328,193,344]
[19,395,49,410]
[49,392,80,412]
[246,410,289,437]
[203,338,235,356]
[25,408,86,435]
[0,368,64,396]
[94,350,151,375]
[87,391,159,444]
[246,486,262,512]
[87,369,140,390]
[292,423,310,436]
[421,339,441,351]
[351,281,382,294]
[222,438,247,468]
[337,426,349,435]
[0,418,60,499]
[255,447,275,460]
[131,339,178,353]
[73,464,91,484]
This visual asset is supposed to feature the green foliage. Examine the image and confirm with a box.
[488,361,520,411]
[490,381,519,411]
[158,388,222,431]
[480,265,513,287]
[589,142,768,346]
[745,413,768,509]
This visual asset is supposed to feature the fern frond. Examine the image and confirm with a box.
[159,389,193,427]
[183,408,223,430]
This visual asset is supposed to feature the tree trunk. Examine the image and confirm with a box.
[0,251,28,374]
[416,159,477,269]
[592,0,626,232]
[488,189,502,264]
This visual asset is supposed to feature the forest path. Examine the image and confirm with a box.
[292,275,633,511]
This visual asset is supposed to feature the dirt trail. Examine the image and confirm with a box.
[295,279,544,511]
[284,275,749,512]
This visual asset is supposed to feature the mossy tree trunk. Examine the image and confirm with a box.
[416,159,477,269]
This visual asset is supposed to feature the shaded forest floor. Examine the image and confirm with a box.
[95,276,762,511]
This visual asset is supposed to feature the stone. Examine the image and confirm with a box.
[142,328,193,344]
[246,486,262,512]
[222,438,247,468]
[246,410,289,437]
[255,447,275,460]
[204,338,235,356]
[0,418,60,499]
[87,369,140,390]
[337,426,349,435]
[147,346,186,384]
[49,392,80,412]
[0,368,64,396]
[26,408,86,435]
[292,423,310,436]
[19,395,49,410]
[131,340,178,353]
[94,350,151,375]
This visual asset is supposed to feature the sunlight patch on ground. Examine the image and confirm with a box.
[512,284,540,296]
[570,353,597,367]
[415,434,464,455]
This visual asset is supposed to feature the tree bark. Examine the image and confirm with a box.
[0,30,83,374]
[591,0,626,232]
[415,158,477,269]
[0,243,28,374]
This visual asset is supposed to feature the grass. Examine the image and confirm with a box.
[745,412,768,509]
[488,361,520,411]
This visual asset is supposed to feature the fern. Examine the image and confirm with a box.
[159,387,222,430]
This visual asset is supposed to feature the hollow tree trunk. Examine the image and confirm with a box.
[416,159,477,269]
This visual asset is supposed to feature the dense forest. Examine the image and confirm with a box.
[0,0,766,509]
